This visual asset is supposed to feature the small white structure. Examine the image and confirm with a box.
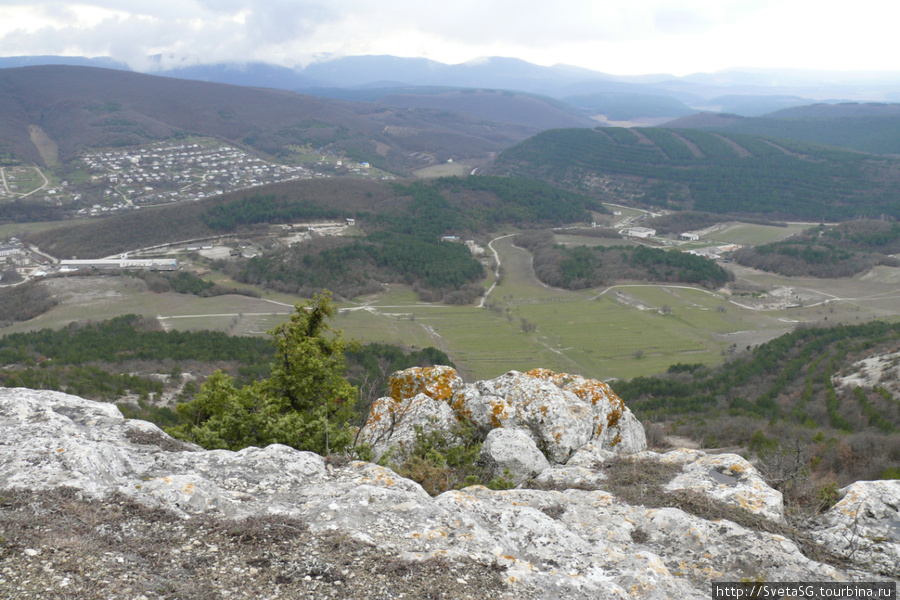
[625,227,656,239]
[680,232,700,241]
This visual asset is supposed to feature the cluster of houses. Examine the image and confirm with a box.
[0,238,51,274]
[78,141,312,211]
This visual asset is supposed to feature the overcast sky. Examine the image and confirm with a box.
[1,1,898,76]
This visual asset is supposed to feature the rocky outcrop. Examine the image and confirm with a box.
[1,386,898,599]
[813,480,900,577]
[360,367,647,466]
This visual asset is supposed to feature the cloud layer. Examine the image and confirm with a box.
[0,0,898,75]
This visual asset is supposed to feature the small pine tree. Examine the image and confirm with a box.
[168,292,357,455]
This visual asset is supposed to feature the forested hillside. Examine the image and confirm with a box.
[616,320,900,483]
[733,220,900,277]
[668,102,900,155]
[28,175,602,302]
[219,177,602,301]
[514,230,732,289]
[0,65,537,172]
[488,127,900,220]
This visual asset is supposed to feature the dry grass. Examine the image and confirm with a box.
[0,487,511,600]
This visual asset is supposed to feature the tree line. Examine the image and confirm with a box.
[733,220,900,277]
[514,230,732,290]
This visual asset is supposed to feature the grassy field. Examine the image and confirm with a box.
[4,221,900,383]
[0,219,94,239]
[3,166,46,195]
[412,162,471,178]
[706,222,809,245]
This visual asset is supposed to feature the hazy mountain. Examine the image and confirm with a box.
[561,92,697,122]
[5,54,900,125]
[0,65,548,171]
[0,55,130,71]
[305,87,597,130]
[698,95,813,116]
[159,62,323,90]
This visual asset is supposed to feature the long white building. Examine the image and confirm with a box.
[59,258,179,271]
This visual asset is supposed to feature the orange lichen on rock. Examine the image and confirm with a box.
[491,401,509,428]
[388,366,462,403]
[526,368,626,411]
[606,407,622,429]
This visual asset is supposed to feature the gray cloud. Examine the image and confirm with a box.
[0,0,896,75]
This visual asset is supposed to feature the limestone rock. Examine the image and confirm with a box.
[662,452,785,522]
[565,442,617,468]
[531,465,607,490]
[813,480,900,577]
[360,392,457,460]
[360,367,645,467]
[451,370,646,463]
[387,365,464,404]
[480,427,550,485]
[1,387,896,600]
[526,368,647,454]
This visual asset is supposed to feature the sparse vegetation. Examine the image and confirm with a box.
[615,321,900,484]
[0,281,57,326]
[733,220,900,277]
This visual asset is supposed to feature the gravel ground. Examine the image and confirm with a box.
[0,488,512,600]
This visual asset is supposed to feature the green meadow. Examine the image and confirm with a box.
[5,222,900,383]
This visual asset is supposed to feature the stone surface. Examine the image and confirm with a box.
[360,392,457,460]
[360,367,646,466]
[812,480,900,577]
[480,427,551,485]
[662,452,785,523]
[449,370,646,463]
[387,365,464,404]
[1,387,897,599]
[525,368,647,454]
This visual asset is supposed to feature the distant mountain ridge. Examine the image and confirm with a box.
[8,54,900,119]
[0,64,570,171]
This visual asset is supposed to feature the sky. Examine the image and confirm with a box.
[1,0,899,76]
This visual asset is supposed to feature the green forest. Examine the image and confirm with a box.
[616,320,900,483]
[489,127,900,220]
[514,230,732,289]
[733,220,900,277]
[222,176,602,301]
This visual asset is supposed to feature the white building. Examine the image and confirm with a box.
[59,258,179,271]
[625,227,656,239]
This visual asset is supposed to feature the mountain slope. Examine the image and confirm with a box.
[307,86,597,129]
[486,126,900,220]
[0,65,543,172]
[667,102,900,155]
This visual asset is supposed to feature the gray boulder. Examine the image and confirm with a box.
[480,427,551,485]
